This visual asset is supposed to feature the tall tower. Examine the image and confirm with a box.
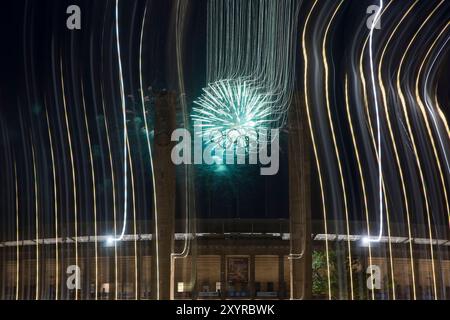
[288,93,312,299]
[152,91,177,300]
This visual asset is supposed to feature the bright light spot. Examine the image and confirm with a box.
[106,236,115,247]
[361,236,371,246]
[361,236,381,247]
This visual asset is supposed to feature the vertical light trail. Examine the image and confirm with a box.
[419,25,450,197]
[368,0,384,242]
[357,1,394,271]
[45,109,59,300]
[81,82,98,300]
[60,57,78,300]
[99,81,118,300]
[358,0,403,298]
[98,5,118,299]
[112,1,128,298]
[322,0,354,299]
[14,162,19,300]
[424,34,450,179]
[115,0,129,242]
[301,0,331,300]
[383,184,396,299]
[344,75,374,299]
[423,36,450,199]
[437,102,450,157]
[436,98,450,227]
[138,3,160,300]
[415,23,450,243]
[109,0,128,299]
[375,0,419,299]
[396,1,445,299]
[172,1,192,300]
[126,138,138,300]
[31,143,39,300]
[205,0,299,130]
[356,2,392,300]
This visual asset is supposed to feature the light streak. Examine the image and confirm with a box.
[422,31,450,230]
[45,109,59,300]
[356,0,393,296]
[124,137,138,300]
[112,0,129,243]
[104,0,128,299]
[415,23,450,247]
[14,162,19,300]
[395,1,446,299]
[100,73,118,300]
[206,0,299,131]
[138,2,160,300]
[301,0,331,300]
[345,74,375,299]
[367,0,384,243]
[31,142,39,300]
[171,0,193,300]
[60,56,78,300]
[322,0,353,299]
[81,82,98,300]
[376,0,419,299]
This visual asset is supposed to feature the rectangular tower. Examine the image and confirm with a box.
[152,91,177,300]
[289,93,312,299]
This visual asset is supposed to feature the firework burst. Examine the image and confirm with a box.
[192,78,273,150]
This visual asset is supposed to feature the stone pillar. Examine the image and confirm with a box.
[108,253,115,300]
[249,255,255,299]
[278,255,285,299]
[413,248,420,300]
[152,91,177,300]
[136,242,141,300]
[435,255,443,300]
[288,93,312,299]
[220,254,226,299]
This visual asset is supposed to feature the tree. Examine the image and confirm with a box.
[312,250,338,299]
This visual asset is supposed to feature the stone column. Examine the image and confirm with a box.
[152,91,177,300]
[249,255,255,299]
[278,255,285,299]
[288,93,312,299]
[220,254,226,299]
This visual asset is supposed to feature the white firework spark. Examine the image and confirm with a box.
[192,78,274,150]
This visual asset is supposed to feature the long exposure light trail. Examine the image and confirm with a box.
[357,1,395,299]
[322,0,354,300]
[415,23,450,242]
[126,138,138,300]
[99,60,119,300]
[302,0,331,300]
[375,0,419,299]
[367,0,384,243]
[60,56,78,300]
[45,109,59,300]
[31,142,39,300]
[344,75,373,298]
[138,2,160,300]
[171,0,193,300]
[395,1,445,299]
[80,82,98,299]
[14,162,19,300]
[421,32,450,230]
[114,0,129,242]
